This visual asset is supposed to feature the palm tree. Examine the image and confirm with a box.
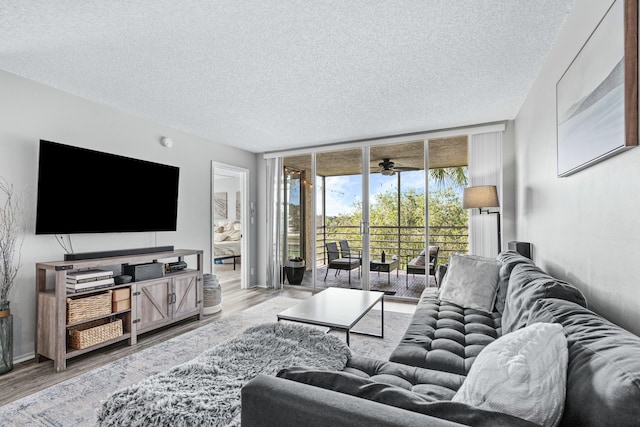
[429,167,468,190]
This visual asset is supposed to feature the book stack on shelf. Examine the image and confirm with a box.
[66,269,114,293]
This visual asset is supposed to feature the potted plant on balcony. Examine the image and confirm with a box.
[285,257,305,285]
[0,178,23,374]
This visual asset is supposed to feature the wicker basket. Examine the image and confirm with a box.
[68,318,123,350]
[67,291,113,324]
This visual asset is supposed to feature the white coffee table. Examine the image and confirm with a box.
[277,288,384,346]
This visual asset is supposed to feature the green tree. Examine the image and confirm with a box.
[325,185,467,265]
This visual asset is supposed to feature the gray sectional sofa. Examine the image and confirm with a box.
[242,251,640,426]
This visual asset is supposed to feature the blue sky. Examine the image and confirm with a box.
[288,169,463,216]
[323,170,426,216]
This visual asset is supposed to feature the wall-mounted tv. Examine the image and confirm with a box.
[35,140,180,234]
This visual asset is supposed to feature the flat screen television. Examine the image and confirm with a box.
[35,140,180,234]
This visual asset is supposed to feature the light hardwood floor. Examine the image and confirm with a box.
[0,269,415,406]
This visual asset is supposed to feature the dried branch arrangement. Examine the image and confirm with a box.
[0,179,23,304]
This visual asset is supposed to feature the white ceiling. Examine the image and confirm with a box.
[0,1,574,153]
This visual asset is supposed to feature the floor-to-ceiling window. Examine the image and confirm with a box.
[267,124,504,298]
[368,141,426,296]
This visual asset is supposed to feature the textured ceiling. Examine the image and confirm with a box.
[0,1,574,153]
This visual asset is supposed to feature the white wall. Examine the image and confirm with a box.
[0,70,259,361]
[514,1,640,336]
[213,176,241,223]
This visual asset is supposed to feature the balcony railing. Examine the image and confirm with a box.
[314,224,468,268]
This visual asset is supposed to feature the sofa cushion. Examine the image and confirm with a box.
[452,322,567,427]
[501,263,587,334]
[277,366,538,426]
[528,298,640,427]
[495,251,535,314]
[439,253,500,313]
[344,355,465,398]
[389,288,501,375]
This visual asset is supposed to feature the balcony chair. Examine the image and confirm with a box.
[405,246,439,288]
[324,242,360,285]
[339,240,362,265]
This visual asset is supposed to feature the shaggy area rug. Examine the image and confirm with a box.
[0,297,412,426]
[96,322,351,427]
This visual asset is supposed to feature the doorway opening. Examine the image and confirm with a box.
[212,162,249,289]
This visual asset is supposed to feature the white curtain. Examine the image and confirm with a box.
[265,157,283,289]
[468,131,503,257]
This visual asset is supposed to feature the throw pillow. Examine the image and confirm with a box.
[227,230,242,241]
[416,249,427,266]
[438,253,499,313]
[452,322,568,427]
[214,232,229,242]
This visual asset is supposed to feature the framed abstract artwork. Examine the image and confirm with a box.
[214,192,227,220]
[556,0,638,177]
[235,191,241,220]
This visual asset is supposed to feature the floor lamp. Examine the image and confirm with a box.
[462,185,501,254]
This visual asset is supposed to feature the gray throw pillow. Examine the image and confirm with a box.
[439,254,500,313]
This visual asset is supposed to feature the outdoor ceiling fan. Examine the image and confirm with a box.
[378,159,420,176]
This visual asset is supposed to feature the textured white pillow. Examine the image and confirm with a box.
[214,232,229,242]
[438,253,499,313]
[452,322,568,427]
[227,230,242,241]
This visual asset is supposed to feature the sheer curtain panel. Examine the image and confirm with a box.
[265,157,283,289]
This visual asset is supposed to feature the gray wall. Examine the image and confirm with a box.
[0,69,258,361]
[514,1,640,336]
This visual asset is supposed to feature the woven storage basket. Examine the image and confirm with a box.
[67,290,113,324]
[203,287,221,307]
[203,274,221,315]
[68,318,123,350]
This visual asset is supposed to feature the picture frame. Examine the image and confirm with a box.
[235,191,241,220]
[214,192,227,220]
[556,0,638,177]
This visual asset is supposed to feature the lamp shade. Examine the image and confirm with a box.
[462,185,499,209]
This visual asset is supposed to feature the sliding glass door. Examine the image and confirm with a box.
[272,134,485,298]
[368,141,426,297]
[314,148,365,291]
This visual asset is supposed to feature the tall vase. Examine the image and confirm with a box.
[0,301,13,374]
